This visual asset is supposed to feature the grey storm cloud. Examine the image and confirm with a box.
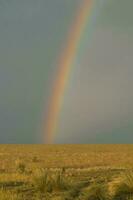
[0,0,133,143]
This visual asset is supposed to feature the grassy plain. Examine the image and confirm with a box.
[0,144,133,199]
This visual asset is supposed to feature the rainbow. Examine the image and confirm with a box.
[44,0,102,143]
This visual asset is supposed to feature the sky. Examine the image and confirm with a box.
[0,0,133,143]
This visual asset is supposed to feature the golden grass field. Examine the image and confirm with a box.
[0,144,133,199]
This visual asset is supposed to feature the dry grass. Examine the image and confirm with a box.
[0,144,133,170]
[0,144,132,199]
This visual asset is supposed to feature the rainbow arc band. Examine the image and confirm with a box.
[44,0,95,143]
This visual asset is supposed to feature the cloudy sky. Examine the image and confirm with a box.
[0,0,133,143]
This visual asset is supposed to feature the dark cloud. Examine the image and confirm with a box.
[0,0,132,143]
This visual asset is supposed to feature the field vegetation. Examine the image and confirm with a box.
[0,144,133,199]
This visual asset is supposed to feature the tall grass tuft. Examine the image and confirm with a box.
[113,172,133,200]
[80,183,110,200]
[52,170,70,191]
[64,181,90,200]
[33,168,70,194]
[33,170,52,193]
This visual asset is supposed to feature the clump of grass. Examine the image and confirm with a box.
[113,182,131,200]
[52,171,71,191]
[113,172,133,200]
[65,187,80,200]
[80,183,109,200]
[64,181,89,200]
[33,169,71,194]
[15,160,26,174]
[33,170,52,193]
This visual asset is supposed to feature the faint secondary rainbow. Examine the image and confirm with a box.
[44,0,100,143]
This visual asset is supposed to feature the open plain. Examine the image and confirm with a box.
[0,144,133,199]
